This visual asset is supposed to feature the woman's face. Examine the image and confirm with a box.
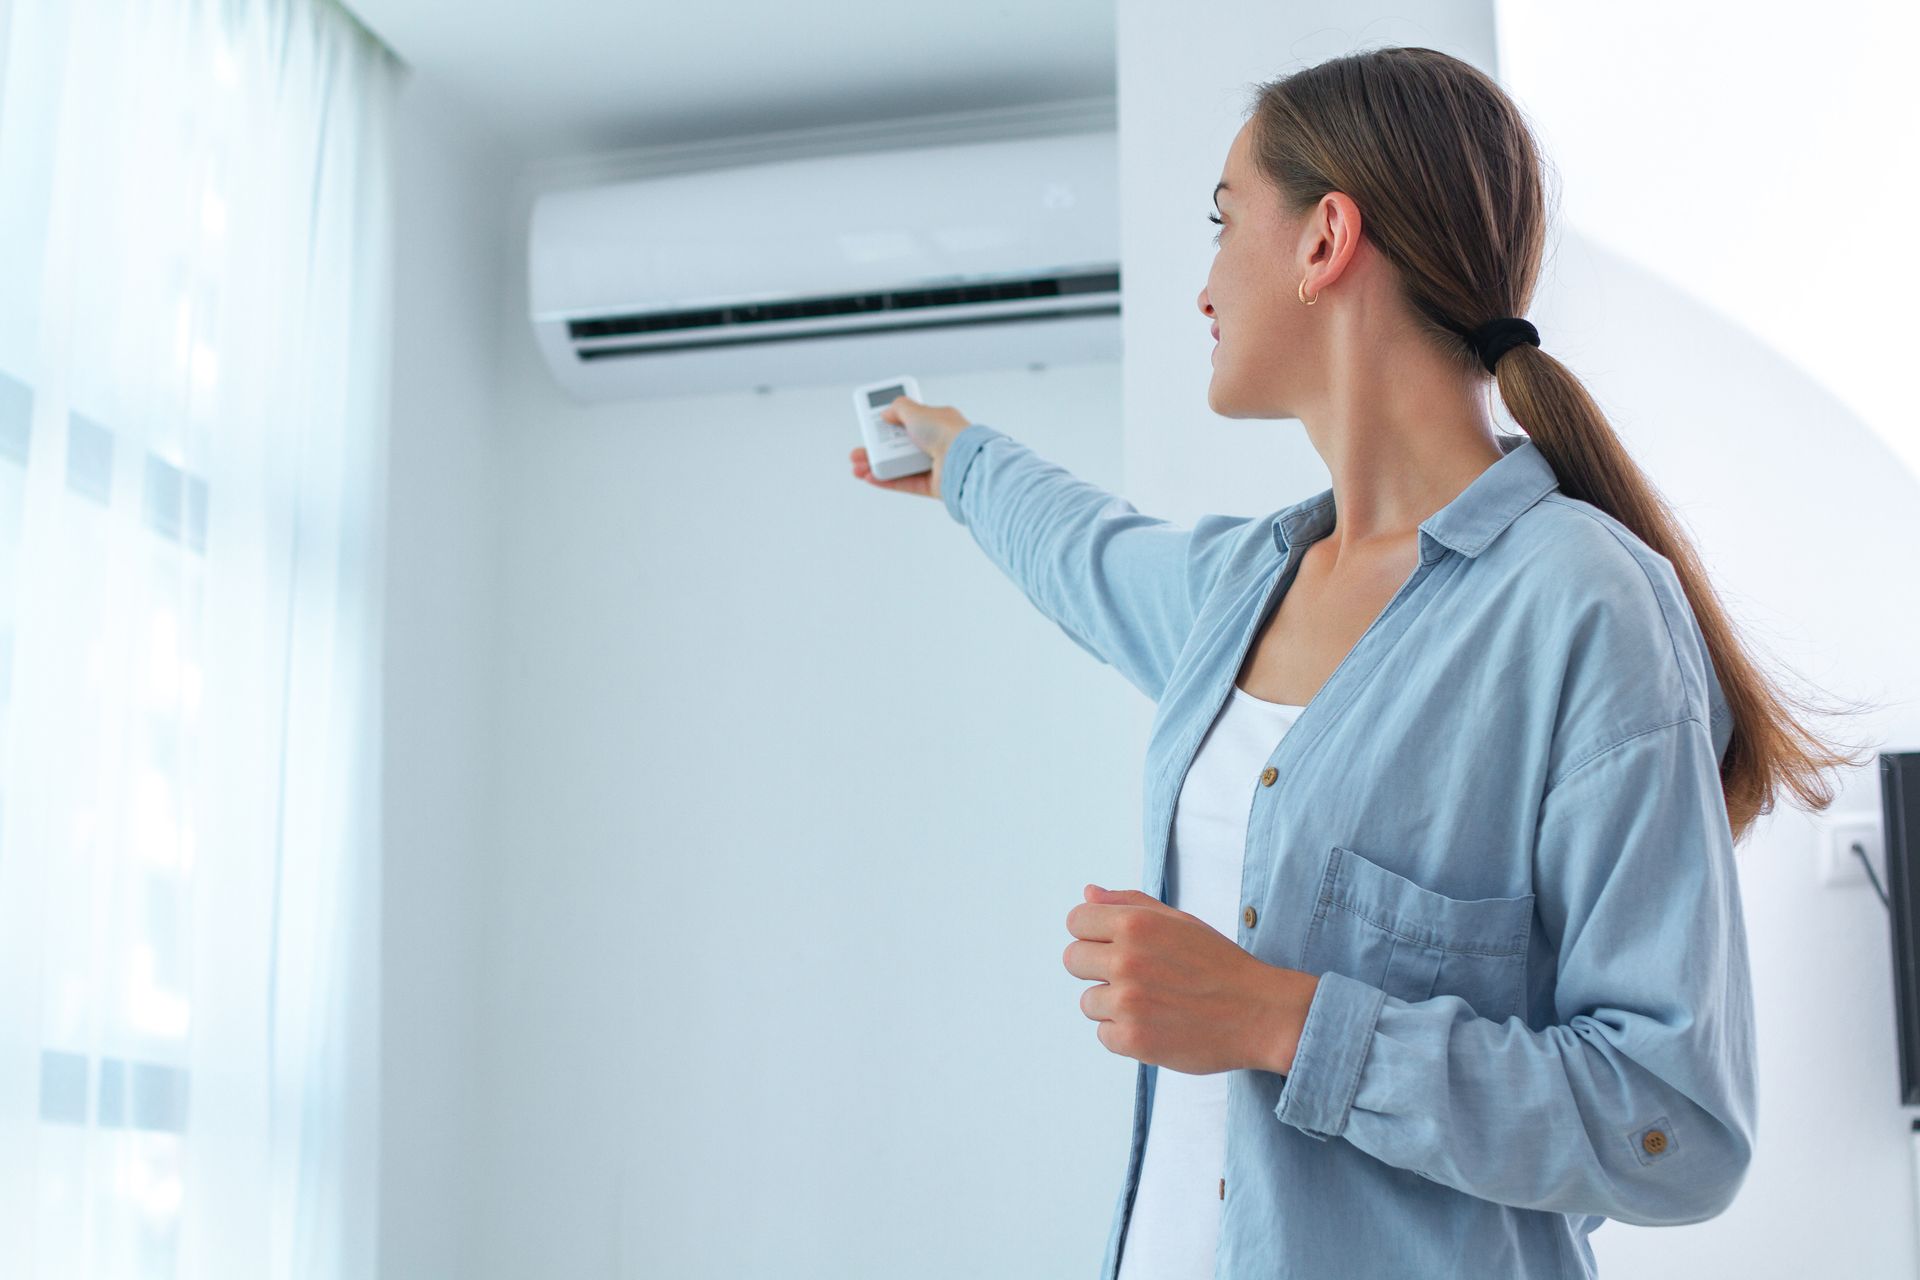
[1196,120,1312,420]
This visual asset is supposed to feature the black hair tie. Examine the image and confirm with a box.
[1455,317,1540,374]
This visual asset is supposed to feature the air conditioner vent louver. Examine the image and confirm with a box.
[568,268,1121,342]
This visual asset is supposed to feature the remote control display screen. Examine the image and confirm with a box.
[866,386,906,409]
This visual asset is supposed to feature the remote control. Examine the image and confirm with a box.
[853,375,933,481]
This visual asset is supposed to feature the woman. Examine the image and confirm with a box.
[849,46,1868,1280]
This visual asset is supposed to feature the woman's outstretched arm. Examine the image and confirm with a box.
[938,423,1256,702]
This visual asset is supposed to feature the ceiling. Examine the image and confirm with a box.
[339,0,1116,167]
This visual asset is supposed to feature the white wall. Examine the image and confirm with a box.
[1118,2,1920,1276]
[461,141,1162,1278]
[380,69,514,1280]
[1493,0,1920,484]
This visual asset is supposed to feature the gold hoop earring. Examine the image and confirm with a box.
[1298,277,1318,305]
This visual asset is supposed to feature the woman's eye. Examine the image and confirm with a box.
[1207,213,1223,245]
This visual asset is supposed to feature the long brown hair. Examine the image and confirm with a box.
[1245,46,1876,845]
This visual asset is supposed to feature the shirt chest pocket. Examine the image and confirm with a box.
[1299,844,1535,1024]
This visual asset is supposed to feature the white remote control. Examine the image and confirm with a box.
[853,375,932,481]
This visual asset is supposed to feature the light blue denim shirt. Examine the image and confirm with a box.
[938,423,1755,1280]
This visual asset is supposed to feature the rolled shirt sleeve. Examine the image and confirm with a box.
[939,423,1253,702]
[1272,714,1758,1227]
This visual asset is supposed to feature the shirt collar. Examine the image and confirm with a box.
[1270,433,1559,563]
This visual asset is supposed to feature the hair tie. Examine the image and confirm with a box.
[1456,317,1540,374]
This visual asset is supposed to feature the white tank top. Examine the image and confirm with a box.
[1116,682,1308,1280]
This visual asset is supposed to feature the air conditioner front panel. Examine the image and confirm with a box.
[528,130,1120,401]
[529,132,1118,320]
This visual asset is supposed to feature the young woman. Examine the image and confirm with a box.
[850,45,1868,1280]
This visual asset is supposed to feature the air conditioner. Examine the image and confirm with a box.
[527,131,1120,402]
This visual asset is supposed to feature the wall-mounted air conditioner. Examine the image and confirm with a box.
[527,131,1120,402]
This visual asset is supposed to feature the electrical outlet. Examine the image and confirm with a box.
[1813,811,1886,889]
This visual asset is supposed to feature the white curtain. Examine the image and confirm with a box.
[0,0,401,1275]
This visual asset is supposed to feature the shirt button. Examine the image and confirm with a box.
[1642,1128,1668,1156]
[1260,766,1278,786]
[1243,906,1257,928]
[1219,1177,1225,1200]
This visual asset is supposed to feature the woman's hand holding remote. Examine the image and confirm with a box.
[848,396,972,501]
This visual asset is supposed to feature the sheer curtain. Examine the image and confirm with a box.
[0,0,402,1275]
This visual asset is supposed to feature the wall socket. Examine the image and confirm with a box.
[1813,811,1887,890]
